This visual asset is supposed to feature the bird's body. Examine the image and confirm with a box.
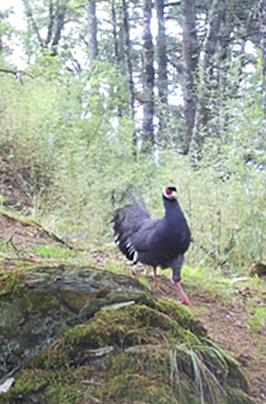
[113,186,192,304]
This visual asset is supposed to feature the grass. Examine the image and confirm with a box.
[248,306,266,332]
[33,245,72,259]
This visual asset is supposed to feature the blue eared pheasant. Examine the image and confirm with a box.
[113,186,192,305]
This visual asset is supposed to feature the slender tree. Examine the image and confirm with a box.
[181,0,199,154]
[191,0,225,159]
[122,0,137,149]
[142,0,155,152]
[156,0,167,104]
[50,1,68,55]
[111,0,120,62]
[259,0,266,129]
[87,0,98,61]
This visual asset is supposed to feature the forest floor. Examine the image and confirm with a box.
[0,208,265,403]
[190,284,266,404]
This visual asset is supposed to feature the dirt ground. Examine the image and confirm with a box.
[143,274,266,404]
[191,288,266,404]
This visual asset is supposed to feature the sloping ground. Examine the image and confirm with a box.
[0,207,265,403]
[148,277,266,404]
[191,289,266,404]
[0,210,73,259]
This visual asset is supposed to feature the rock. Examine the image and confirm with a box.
[0,262,255,403]
[249,263,266,278]
[0,378,15,395]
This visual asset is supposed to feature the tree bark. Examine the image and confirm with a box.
[216,6,233,136]
[142,0,155,152]
[87,0,98,61]
[191,0,224,160]
[259,0,266,129]
[181,0,199,154]
[50,1,68,55]
[46,0,55,46]
[155,0,168,137]
[111,0,119,62]
[122,0,137,151]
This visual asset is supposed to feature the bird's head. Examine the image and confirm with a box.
[163,186,178,201]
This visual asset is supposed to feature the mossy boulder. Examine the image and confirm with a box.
[0,262,255,403]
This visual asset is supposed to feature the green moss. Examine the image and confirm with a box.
[203,338,250,393]
[154,298,207,337]
[100,373,177,403]
[1,278,255,404]
[3,369,48,402]
[108,349,170,380]
[62,304,189,351]
[44,383,82,404]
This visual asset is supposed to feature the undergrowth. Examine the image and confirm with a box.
[0,71,265,274]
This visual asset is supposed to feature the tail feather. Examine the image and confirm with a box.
[112,188,150,262]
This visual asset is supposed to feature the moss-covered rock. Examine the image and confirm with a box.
[0,263,255,403]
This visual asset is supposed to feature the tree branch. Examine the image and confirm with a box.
[0,69,34,79]
[164,1,181,7]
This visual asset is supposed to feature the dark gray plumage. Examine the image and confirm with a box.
[112,186,192,304]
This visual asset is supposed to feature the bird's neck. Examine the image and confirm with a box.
[163,198,183,222]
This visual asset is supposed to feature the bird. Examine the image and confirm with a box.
[112,186,192,305]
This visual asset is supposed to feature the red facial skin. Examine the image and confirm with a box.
[165,188,173,195]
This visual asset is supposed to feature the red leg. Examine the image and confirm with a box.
[151,268,173,294]
[175,282,192,306]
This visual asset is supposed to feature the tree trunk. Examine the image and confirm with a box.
[46,0,55,46]
[181,0,199,154]
[155,0,168,137]
[142,0,155,152]
[259,0,266,129]
[87,0,98,61]
[191,0,224,160]
[111,0,120,62]
[122,0,137,151]
[50,1,68,55]
[216,6,232,136]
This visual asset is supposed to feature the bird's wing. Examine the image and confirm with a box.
[132,218,161,252]
[113,202,151,261]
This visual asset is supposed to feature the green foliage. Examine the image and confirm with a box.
[0,57,265,272]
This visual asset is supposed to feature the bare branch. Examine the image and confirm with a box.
[164,1,181,7]
[0,69,34,79]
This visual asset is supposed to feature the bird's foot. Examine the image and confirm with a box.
[175,282,192,306]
